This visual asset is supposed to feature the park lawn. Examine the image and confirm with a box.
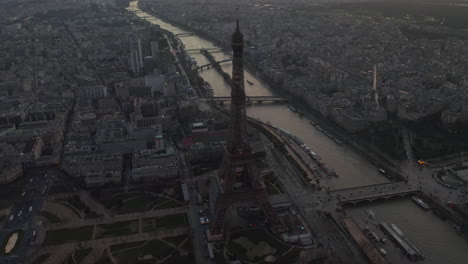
[180,239,192,252]
[142,214,188,232]
[44,226,93,245]
[110,241,146,253]
[32,254,50,264]
[154,199,182,210]
[265,181,282,195]
[276,247,301,263]
[41,211,61,223]
[74,248,92,264]
[115,196,160,214]
[107,192,144,208]
[55,201,82,218]
[163,235,187,247]
[113,239,174,263]
[164,255,193,264]
[227,228,292,262]
[96,220,139,238]
[143,240,174,256]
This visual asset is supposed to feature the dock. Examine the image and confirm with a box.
[342,217,389,264]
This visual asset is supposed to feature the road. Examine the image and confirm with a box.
[177,151,214,264]
[0,168,57,264]
[263,137,367,264]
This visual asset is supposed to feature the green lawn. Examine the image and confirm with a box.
[41,211,61,223]
[113,239,175,263]
[227,228,292,262]
[113,195,182,214]
[164,255,193,264]
[32,254,50,264]
[106,192,144,208]
[44,226,93,245]
[180,239,193,252]
[265,181,283,195]
[142,214,188,232]
[55,201,82,218]
[154,200,183,210]
[110,241,146,253]
[144,240,174,256]
[96,220,139,239]
[74,248,92,264]
[163,235,187,247]
[277,248,301,263]
[115,196,159,214]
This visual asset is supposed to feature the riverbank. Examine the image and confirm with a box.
[138,2,224,48]
[137,3,406,180]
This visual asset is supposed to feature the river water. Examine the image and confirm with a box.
[127,1,388,190]
[127,2,468,263]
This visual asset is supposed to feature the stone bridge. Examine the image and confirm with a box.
[205,96,288,104]
[330,181,418,204]
[193,59,231,71]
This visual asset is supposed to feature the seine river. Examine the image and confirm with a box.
[128,2,468,263]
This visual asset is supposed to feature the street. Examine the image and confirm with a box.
[0,168,56,264]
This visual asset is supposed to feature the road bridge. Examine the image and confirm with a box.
[330,182,418,204]
[175,32,194,37]
[185,47,222,53]
[194,59,231,71]
[206,96,288,104]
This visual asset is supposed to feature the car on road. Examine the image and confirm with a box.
[200,217,210,225]
[30,230,37,245]
[379,248,387,255]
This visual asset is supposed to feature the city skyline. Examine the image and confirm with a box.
[0,0,467,263]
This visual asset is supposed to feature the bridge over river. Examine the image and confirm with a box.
[193,59,231,71]
[205,95,288,104]
[330,181,418,204]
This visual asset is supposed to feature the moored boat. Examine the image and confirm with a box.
[412,196,431,210]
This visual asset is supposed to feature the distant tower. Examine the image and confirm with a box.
[210,16,284,239]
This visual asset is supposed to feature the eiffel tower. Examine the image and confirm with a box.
[210,17,284,239]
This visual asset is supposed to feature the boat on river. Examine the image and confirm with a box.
[246,80,254,85]
[412,196,431,210]
[288,105,297,113]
